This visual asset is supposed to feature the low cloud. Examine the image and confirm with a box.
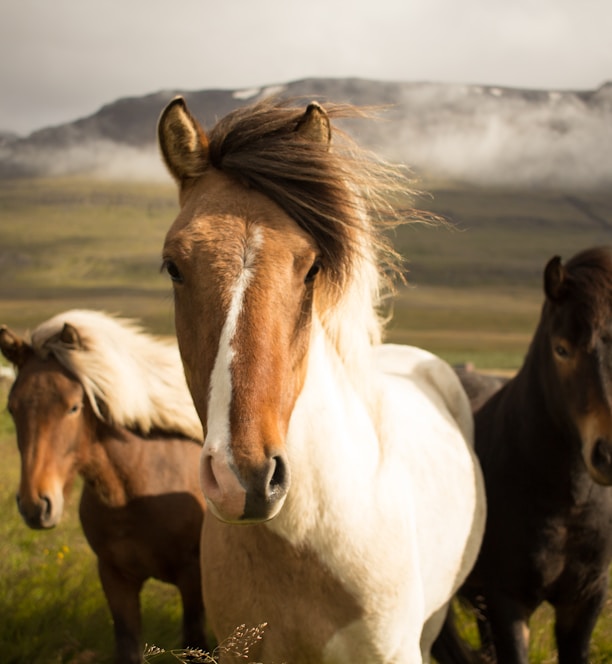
[2,81,611,189]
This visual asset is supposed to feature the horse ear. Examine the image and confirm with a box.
[158,97,209,182]
[544,255,567,302]
[59,323,84,349]
[295,102,331,145]
[0,326,30,367]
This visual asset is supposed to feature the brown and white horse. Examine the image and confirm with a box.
[0,310,207,664]
[158,97,486,663]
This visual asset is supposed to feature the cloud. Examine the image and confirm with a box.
[1,0,611,135]
[4,80,611,189]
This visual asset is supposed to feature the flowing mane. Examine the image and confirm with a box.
[203,98,422,376]
[29,309,202,442]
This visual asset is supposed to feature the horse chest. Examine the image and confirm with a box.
[477,455,612,596]
[512,496,612,595]
[533,511,612,609]
[201,518,368,663]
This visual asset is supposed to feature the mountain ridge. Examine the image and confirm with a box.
[2,77,611,188]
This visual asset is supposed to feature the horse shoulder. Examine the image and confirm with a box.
[79,437,205,584]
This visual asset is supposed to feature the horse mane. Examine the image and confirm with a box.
[29,310,203,442]
[205,98,428,383]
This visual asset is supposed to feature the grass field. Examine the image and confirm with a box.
[1,176,612,661]
[3,177,612,366]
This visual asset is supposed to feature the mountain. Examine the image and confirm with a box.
[1,77,611,188]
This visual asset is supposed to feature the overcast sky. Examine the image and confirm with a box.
[1,0,611,136]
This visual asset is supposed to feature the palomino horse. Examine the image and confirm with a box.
[447,247,612,664]
[0,310,207,664]
[157,96,486,663]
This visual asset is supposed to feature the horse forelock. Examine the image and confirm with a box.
[203,98,416,385]
[558,247,612,343]
[29,310,202,442]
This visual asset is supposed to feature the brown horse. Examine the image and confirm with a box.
[0,310,207,664]
[440,247,612,664]
[156,96,485,663]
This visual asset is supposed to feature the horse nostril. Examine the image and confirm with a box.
[41,495,52,519]
[201,454,220,493]
[268,454,289,498]
[592,439,612,473]
[16,493,55,529]
[239,453,291,522]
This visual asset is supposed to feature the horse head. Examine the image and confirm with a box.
[158,100,337,524]
[541,248,612,485]
[158,97,401,525]
[1,323,89,528]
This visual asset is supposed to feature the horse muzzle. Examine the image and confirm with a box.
[200,448,290,523]
[16,492,62,529]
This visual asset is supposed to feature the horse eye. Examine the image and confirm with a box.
[305,259,322,284]
[68,403,81,415]
[163,259,183,284]
[555,344,569,359]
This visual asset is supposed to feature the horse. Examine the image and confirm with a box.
[156,95,486,663]
[443,247,612,664]
[453,364,509,414]
[0,310,208,664]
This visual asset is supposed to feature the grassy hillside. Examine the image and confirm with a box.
[2,177,611,369]
[0,178,177,334]
[386,183,612,367]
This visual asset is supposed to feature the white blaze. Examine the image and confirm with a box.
[205,227,263,454]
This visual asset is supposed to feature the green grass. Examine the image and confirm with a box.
[453,595,612,664]
[2,176,612,660]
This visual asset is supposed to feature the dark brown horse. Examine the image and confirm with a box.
[0,310,207,664]
[442,247,612,664]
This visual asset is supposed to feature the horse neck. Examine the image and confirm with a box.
[317,258,382,405]
[79,418,144,507]
[305,316,378,423]
[275,319,380,542]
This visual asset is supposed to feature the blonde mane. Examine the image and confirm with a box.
[29,310,202,442]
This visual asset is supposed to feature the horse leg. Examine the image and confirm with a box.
[485,595,530,664]
[176,562,208,652]
[554,577,608,664]
[98,559,144,664]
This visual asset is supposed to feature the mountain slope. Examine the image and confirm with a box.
[1,77,611,188]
